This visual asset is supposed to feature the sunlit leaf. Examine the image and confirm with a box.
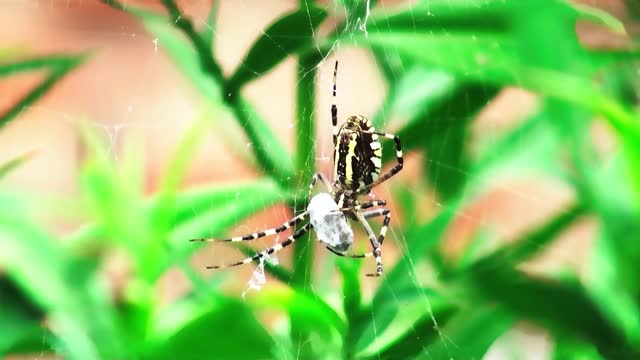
[146,295,274,360]
[553,336,604,360]
[249,286,346,339]
[582,154,640,347]
[200,0,220,48]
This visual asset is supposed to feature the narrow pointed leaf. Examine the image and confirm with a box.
[226,7,328,93]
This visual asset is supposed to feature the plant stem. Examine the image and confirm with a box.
[291,54,319,288]
[160,0,223,80]
[101,0,294,184]
[289,53,320,358]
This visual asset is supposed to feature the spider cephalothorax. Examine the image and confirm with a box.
[191,61,404,277]
[334,115,382,193]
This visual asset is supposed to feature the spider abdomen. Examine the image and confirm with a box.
[308,193,354,253]
[334,115,382,192]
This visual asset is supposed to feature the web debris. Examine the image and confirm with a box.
[241,240,280,299]
[356,0,372,38]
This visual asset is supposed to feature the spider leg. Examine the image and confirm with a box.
[331,60,339,147]
[308,172,333,198]
[328,208,391,277]
[207,223,312,269]
[357,130,403,195]
[190,211,308,243]
[330,200,386,214]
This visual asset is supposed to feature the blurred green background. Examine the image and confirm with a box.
[1,0,639,359]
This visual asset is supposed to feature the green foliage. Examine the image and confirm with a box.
[0,150,35,180]
[0,53,88,128]
[2,0,640,359]
[0,52,87,177]
[226,7,328,95]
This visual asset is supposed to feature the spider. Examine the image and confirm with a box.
[191,61,404,277]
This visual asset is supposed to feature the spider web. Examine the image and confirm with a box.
[0,0,585,359]
[225,1,460,358]
[205,1,576,358]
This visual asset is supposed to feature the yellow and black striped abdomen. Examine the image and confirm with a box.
[334,115,382,192]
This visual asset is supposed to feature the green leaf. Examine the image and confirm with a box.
[336,258,362,358]
[140,9,294,183]
[371,60,499,198]
[169,179,294,258]
[0,193,120,359]
[351,206,459,349]
[350,3,640,202]
[473,104,562,177]
[354,31,515,84]
[467,266,640,358]
[337,0,378,32]
[145,295,274,360]
[415,305,516,359]
[169,179,289,228]
[0,54,88,129]
[0,150,35,180]
[291,53,321,290]
[363,306,456,360]
[0,194,77,314]
[79,124,158,278]
[228,97,295,183]
[469,202,587,270]
[200,0,219,48]
[70,178,292,283]
[249,287,346,339]
[0,278,44,355]
[374,67,456,128]
[367,0,511,33]
[226,6,328,93]
[151,110,212,238]
[582,154,640,346]
[0,46,26,62]
[553,336,604,360]
[140,12,222,103]
[573,3,626,34]
[627,0,640,21]
[373,206,457,310]
[417,84,499,200]
[370,47,500,200]
[355,290,452,358]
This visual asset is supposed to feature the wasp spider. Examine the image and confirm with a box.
[191,61,404,277]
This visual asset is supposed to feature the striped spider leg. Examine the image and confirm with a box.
[326,201,391,277]
[189,211,308,244]
[204,223,313,269]
[356,129,404,196]
[191,174,330,269]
